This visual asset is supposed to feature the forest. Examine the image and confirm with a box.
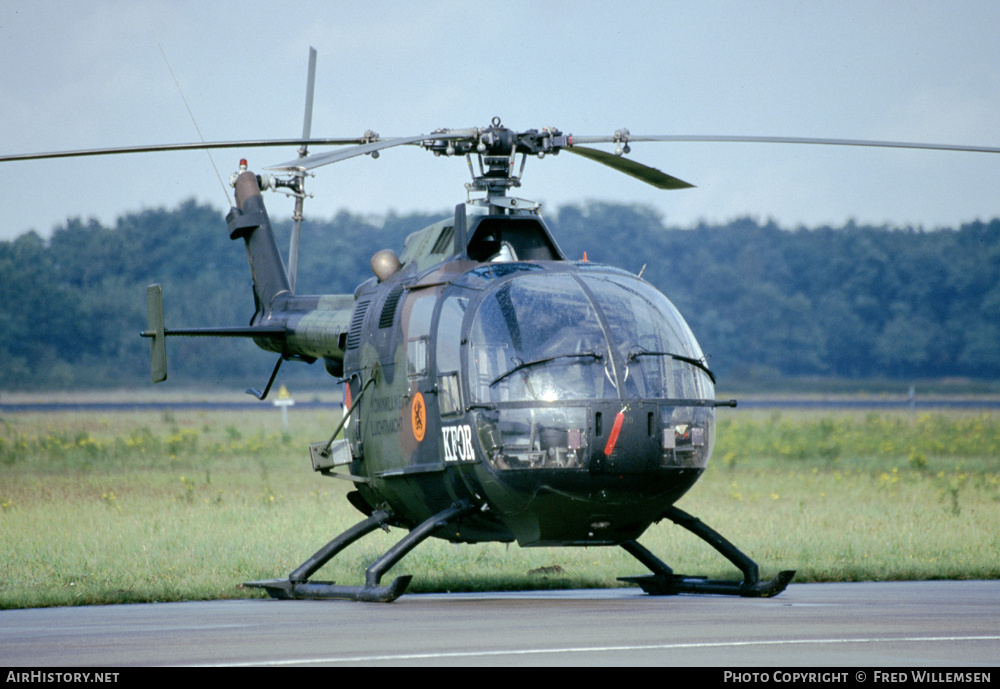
[2,200,999,391]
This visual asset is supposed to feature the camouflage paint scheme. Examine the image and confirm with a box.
[224,171,717,547]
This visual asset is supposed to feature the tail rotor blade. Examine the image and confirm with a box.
[290,203,303,293]
[289,47,317,293]
[299,47,317,155]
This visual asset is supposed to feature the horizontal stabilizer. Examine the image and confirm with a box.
[153,325,286,338]
[140,284,288,384]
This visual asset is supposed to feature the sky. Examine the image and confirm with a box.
[2,0,1000,243]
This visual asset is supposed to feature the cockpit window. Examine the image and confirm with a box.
[466,269,716,473]
[467,271,713,404]
[583,275,713,400]
[468,275,616,402]
[584,276,697,356]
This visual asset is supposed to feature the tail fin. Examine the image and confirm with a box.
[227,170,292,318]
[145,284,167,382]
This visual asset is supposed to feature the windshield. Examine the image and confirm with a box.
[468,274,616,402]
[585,274,713,400]
[467,271,713,403]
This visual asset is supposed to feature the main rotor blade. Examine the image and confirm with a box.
[266,129,480,172]
[564,145,694,190]
[572,134,1000,155]
[0,138,368,164]
[11,131,998,167]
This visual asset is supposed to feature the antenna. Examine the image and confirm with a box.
[153,33,232,207]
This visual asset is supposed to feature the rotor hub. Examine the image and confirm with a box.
[419,119,572,211]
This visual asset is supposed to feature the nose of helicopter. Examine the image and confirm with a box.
[458,262,719,545]
[590,402,659,473]
[470,400,710,546]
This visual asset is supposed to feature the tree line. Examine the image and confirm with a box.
[2,200,998,391]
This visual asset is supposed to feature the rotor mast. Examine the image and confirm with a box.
[423,118,564,213]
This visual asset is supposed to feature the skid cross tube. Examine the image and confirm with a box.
[244,502,475,602]
[363,502,475,591]
[618,506,794,597]
[290,508,394,582]
[244,508,393,600]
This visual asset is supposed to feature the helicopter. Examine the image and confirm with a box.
[6,50,1000,603]
[143,120,781,604]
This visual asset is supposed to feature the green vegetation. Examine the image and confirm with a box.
[3,201,1000,389]
[2,407,997,609]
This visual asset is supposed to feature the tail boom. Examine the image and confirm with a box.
[141,170,353,383]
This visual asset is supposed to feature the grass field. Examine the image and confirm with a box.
[1,404,998,608]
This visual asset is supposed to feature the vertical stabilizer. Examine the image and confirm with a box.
[145,284,167,382]
[227,170,292,319]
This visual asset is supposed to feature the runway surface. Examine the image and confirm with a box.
[2,581,998,667]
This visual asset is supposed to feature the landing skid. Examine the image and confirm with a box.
[244,502,475,603]
[618,506,795,597]
[246,502,791,603]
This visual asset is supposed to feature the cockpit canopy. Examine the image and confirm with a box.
[467,270,713,404]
